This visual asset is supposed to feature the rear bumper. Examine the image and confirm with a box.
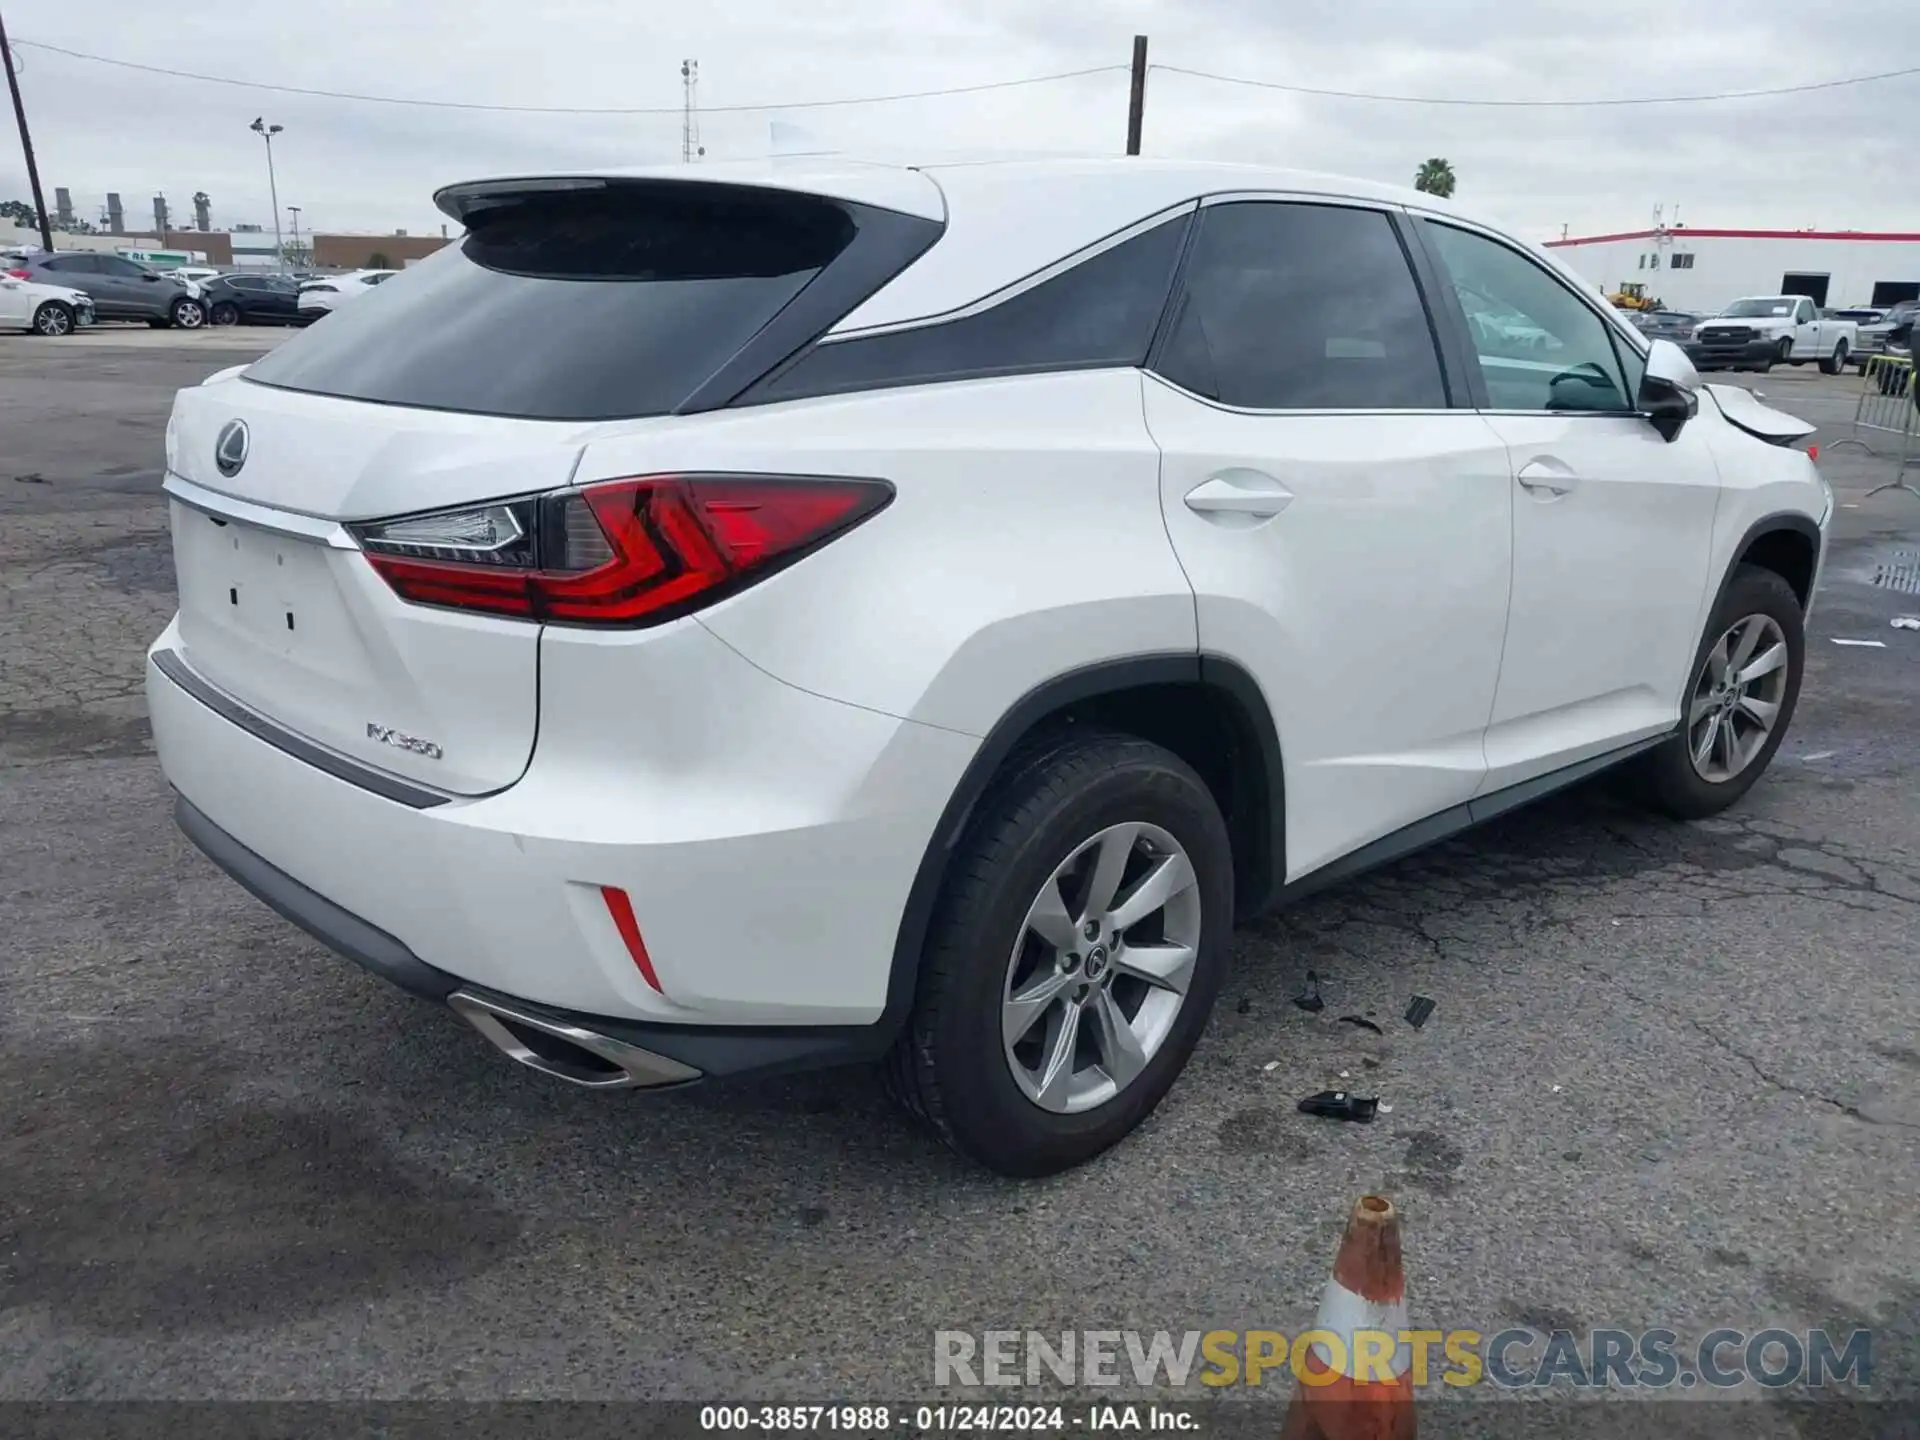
[148,616,976,1034]
[170,794,885,1082]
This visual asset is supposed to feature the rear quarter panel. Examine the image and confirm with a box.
[571,369,1198,735]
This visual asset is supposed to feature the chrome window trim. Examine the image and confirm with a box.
[163,472,361,549]
[1143,370,1460,420]
[820,200,1200,342]
[1145,372,1654,424]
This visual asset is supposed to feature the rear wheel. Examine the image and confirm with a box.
[1820,340,1848,376]
[1632,566,1804,820]
[885,731,1233,1176]
[30,301,74,337]
[210,301,240,327]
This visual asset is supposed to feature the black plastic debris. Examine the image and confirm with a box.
[1235,997,1252,1015]
[1337,1014,1384,1035]
[1298,1090,1378,1123]
[1293,970,1325,1013]
[1405,995,1437,1030]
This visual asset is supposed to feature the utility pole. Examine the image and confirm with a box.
[0,7,54,250]
[1125,35,1148,156]
[287,205,301,261]
[250,116,284,259]
[680,60,704,163]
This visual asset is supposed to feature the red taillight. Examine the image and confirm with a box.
[1807,444,1820,462]
[354,475,891,626]
[5,269,30,280]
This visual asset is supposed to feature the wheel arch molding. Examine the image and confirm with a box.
[874,651,1286,1047]
[1723,511,1823,613]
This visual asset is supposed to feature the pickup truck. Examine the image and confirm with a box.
[1843,299,1918,368]
[1686,295,1856,374]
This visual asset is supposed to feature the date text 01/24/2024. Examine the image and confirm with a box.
[699,1405,1197,1432]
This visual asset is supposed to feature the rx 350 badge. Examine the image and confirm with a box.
[366,723,444,760]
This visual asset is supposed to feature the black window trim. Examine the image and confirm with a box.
[820,200,1201,343]
[1407,209,1657,421]
[732,202,1200,407]
[1140,193,1467,418]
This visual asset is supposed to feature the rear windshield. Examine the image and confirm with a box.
[245,184,858,420]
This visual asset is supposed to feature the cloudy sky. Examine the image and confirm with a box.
[4,0,1915,243]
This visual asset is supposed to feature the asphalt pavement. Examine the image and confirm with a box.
[2,333,1917,1417]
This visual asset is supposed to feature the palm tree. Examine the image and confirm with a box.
[1414,158,1457,198]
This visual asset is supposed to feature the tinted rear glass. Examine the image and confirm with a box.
[245,184,858,420]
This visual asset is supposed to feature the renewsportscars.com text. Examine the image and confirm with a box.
[933,1327,1872,1390]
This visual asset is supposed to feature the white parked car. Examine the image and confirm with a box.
[149,158,1830,1175]
[0,272,95,335]
[296,269,396,316]
[1689,296,1857,374]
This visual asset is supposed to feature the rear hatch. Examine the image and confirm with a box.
[164,172,943,797]
[166,382,579,794]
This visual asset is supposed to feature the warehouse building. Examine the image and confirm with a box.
[1545,226,1920,313]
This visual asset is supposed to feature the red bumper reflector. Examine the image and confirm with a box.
[1807,444,1819,462]
[600,885,662,993]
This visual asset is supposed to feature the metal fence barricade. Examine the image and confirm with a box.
[1836,355,1917,501]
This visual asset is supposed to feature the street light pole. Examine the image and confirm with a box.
[250,117,284,260]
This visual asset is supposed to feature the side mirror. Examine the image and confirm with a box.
[1640,339,1699,443]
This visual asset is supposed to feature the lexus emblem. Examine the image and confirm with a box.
[214,420,249,477]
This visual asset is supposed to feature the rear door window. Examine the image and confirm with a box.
[245,184,879,420]
[1151,202,1449,410]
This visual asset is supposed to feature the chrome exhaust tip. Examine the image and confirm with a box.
[448,990,702,1090]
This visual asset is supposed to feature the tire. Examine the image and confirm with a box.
[209,301,240,327]
[30,301,74,337]
[170,298,206,330]
[1820,341,1848,376]
[146,318,169,329]
[1632,565,1805,820]
[884,730,1234,1176]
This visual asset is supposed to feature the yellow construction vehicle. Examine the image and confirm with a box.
[1607,282,1663,312]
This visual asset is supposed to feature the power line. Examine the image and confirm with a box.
[1152,60,1920,107]
[10,38,1124,115]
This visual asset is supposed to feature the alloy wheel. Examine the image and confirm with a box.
[1687,613,1790,783]
[34,305,70,336]
[1001,821,1201,1114]
[175,301,205,329]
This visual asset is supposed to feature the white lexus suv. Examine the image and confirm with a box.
[149,157,1830,1175]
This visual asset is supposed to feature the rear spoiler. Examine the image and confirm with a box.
[1702,384,1817,447]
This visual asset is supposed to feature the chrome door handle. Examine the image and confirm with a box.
[1184,470,1294,520]
[1516,460,1579,496]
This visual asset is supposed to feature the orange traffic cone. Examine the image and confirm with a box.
[1280,1195,1415,1440]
